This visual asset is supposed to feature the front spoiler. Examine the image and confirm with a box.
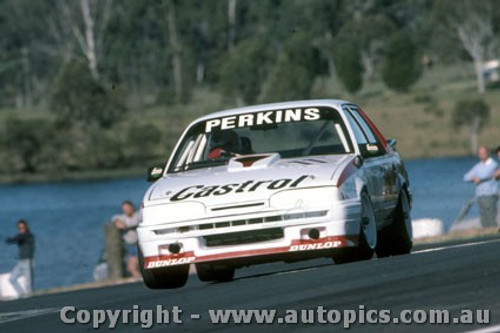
[143,235,358,269]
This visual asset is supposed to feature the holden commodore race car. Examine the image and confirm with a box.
[137,100,412,289]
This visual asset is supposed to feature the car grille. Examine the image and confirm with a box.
[203,228,284,247]
[153,210,328,235]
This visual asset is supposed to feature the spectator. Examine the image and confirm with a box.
[5,220,35,297]
[112,201,141,278]
[495,146,500,180]
[463,146,498,228]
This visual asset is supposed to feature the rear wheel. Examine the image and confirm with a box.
[196,263,235,283]
[334,191,377,264]
[138,248,189,289]
[376,190,413,257]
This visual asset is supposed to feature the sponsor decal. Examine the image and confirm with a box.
[146,256,195,268]
[289,241,343,252]
[170,175,311,202]
[204,108,321,132]
[150,167,163,176]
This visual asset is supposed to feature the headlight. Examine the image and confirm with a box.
[269,186,340,210]
[142,202,206,225]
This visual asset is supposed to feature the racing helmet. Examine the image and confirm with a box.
[210,130,241,153]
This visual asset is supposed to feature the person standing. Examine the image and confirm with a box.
[464,146,498,228]
[5,220,35,297]
[112,201,141,278]
[495,146,500,180]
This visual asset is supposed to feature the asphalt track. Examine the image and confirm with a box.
[1,236,500,333]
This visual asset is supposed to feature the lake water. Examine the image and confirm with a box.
[0,156,484,290]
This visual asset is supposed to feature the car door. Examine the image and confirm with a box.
[352,106,399,221]
[343,105,397,224]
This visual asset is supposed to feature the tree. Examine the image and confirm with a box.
[86,125,125,169]
[299,0,344,78]
[452,99,490,155]
[336,15,395,80]
[219,37,272,105]
[58,0,114,81]
[0,0,54,108]
[50,61,126,128]
[2,117,54,173]
[164,0,184,103]
[227,0,237,51]
[261,32,326,102]
[333,39,364,95]
[382,31,421,92]
[433,0,498,94]
[126,123,162,163]
[262,53,314,103]
[100,1,169,107]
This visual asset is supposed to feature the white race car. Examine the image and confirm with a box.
[138,100,412,289]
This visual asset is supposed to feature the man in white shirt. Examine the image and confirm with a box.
[113,201,141,278]
[495,146,500,180]
[464,146,498,228]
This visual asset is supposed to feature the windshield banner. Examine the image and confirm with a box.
[204,108,323,132]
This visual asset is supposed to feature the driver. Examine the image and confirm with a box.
[208,130,241,159]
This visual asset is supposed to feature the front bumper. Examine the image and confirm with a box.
[138,200,362,269]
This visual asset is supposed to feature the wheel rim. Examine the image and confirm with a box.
[401,192,413,240]
[361,193,377,249]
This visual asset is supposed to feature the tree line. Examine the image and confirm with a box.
[0,0,498,177]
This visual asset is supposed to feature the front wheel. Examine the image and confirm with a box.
[376,190,413,257]
[334,191,377,264]
[138,248,189,289]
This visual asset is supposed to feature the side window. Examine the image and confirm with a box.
[344,106,385,158]
[343,108,370,157]
[343,107,366,142]
[351,109,386,157]
[351,110,377,143]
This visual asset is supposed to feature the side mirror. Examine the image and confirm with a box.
[147,166,164,182]
[386,138,397,148]
[354,155,363,168]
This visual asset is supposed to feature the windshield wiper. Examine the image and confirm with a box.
[302,121,330,156]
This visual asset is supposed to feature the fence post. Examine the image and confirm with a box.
[105,222,124,279]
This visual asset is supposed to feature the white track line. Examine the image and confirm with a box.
[412,238,500,255]
[460,324,500,333]
[0,307,60,324]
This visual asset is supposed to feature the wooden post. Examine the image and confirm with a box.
[105,222,124,279]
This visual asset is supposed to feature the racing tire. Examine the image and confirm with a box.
[376,190,413,258]
[138,248,189,289]
[196,263,235,283]
[334,191,377,264]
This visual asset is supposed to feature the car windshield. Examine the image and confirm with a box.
[168,107,353,173]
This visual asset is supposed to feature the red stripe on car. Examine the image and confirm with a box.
[357,108,387,149]
[143,235,359,269]
[336,159,358,187]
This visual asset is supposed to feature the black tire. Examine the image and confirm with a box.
[138,248,189,289]
[376,190,413,258]
[334,191,377,264]
[196,263,235,283]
